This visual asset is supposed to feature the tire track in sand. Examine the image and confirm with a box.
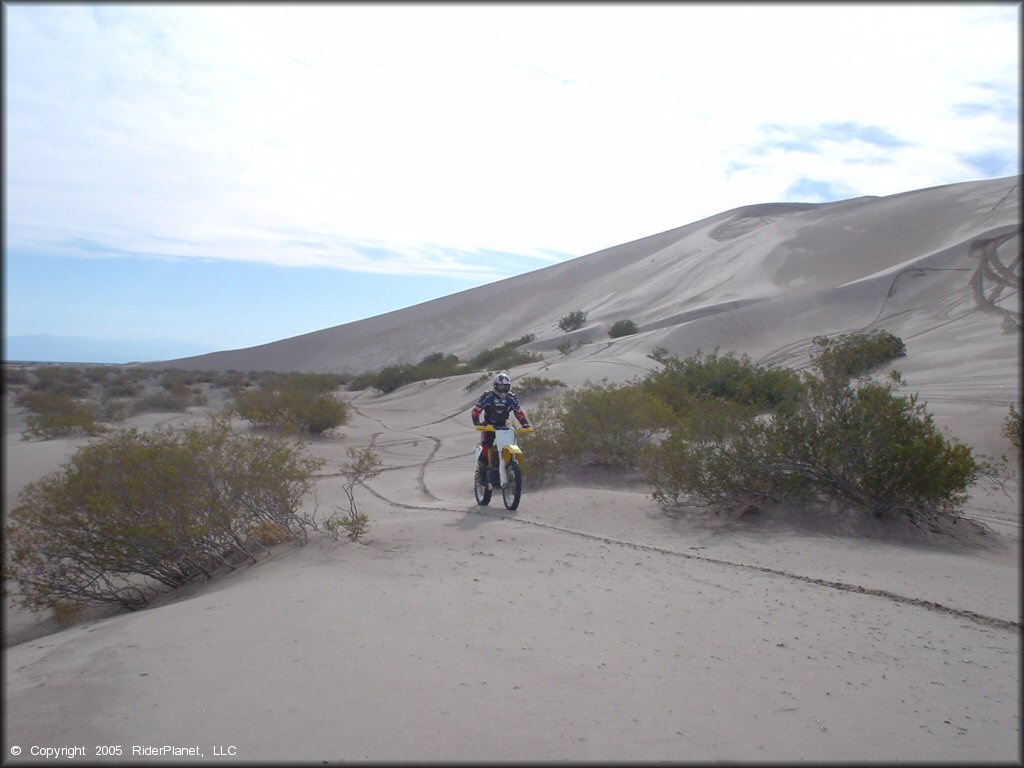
[357,484,1020,633]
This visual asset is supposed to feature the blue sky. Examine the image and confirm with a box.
[4,2,1020,362]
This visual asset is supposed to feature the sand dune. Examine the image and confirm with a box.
[151,176,1019,381]
[4,176,1020,762]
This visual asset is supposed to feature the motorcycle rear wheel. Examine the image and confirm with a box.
[502,461,522,511]
[474,465,492,506]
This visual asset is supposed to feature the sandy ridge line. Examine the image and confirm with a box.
[355,483,1021,633]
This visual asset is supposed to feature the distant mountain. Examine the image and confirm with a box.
[4,335,225,365]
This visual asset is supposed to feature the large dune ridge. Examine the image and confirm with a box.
[4,175,1020,762]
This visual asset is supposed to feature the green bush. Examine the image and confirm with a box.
[523,381,676,482]
[354,340,540,394]
[608,319,639,338]
[130,388,197,414]
[647,372,983,522]
[210,370,251,392]
[233,373,349,434]
[98,395,131,423]
[352,354,461,394]
[467,336,540,372]
[463,372,493,393]
[27,366,93,398]
[514,376,566,395]
[251,371,346,392]
[558,310,588,332]
[363,363,417,394]
[415,352,461,380]
[158,371,209,404]
[3,366,32,389]
[642,349,801,413]
[16,390,106,439]
[4,415,324,611]
[320,447,382,542]
[156,368,218,387]
[101,374,144,399]
[83,366,113,385]
[646,402,794,509]
[811,330,906,380]
[555,334,593,356]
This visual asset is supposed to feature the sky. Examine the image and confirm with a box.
[4,2,1020,362]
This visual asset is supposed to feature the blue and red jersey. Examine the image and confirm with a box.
[472,390,529,428]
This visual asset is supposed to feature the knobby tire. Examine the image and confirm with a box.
[474,465,492,506]
[502,461,522,511]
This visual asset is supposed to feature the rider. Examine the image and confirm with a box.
[472,372,531,484]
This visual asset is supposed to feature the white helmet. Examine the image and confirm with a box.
[493,372,511,394]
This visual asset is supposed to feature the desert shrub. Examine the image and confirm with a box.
[255,372,346,392]
[83,366,113,385]
[28,366,92,397]
[608,319,639,338]
[367,363,417,394]
[515,376,566,395]
[415,352,461,380]
[463,372,493,393]
[320,447,383,542]
[558,310,588,332]
[555,334,592,356]
[346,371,377,391]
[645,402,798,509]
[156,368,217,387]
[647,372,983,523]
[211,370,251,391]
[367,355,462,393]
[17,390,106,439]
[467,336,541,371]
[3,366,32,389]
[4,415,324,611]
[51,598,87,628]
[775,376,979,518]
[523,381,676,482]
[126,370,208,413]
[98,396,131,423]
[101,375,144,399]
[247,520,292,547]
[351,337,540,394]
[233,373,349,434]
[131,388,196,414]
[1003,404,1021,449]
[642,349,801,414]
[158,371,209,404]
[811,330,906,380]
[508,333,537,348]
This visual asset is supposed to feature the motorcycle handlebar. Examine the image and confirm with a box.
[475,424,534,433]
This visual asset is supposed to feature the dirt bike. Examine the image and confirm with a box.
[474,424,533,511]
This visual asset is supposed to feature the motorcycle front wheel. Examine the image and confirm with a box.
[474,465,492,506]
[502,461,522,511]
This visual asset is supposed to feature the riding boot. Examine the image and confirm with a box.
[488,452,501,486]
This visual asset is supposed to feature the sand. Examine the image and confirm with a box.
[3,176,1020,762]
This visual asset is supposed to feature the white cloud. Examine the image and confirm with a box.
[5,3,1019,278]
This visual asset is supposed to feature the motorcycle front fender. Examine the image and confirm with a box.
[503,445,523,463]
